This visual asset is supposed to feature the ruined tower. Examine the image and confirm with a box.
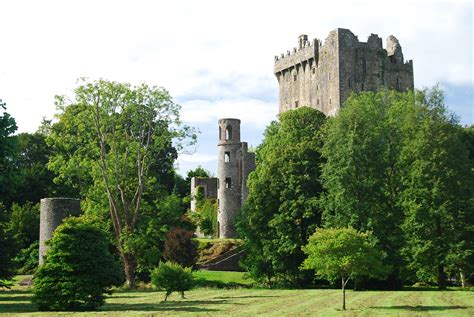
[39,198,81,265]
[217,119,255,238]
[274,28,414,116]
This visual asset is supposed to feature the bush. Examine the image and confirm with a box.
[151,261,194,301]
[33,216,123,311]
[13,241,39,274]
[163,228,198,268]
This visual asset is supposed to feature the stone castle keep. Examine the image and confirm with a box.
[191,119,256,238]
[274,28,414,116]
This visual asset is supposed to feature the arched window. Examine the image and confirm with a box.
[225,126,232,141]
[224,151,230,163]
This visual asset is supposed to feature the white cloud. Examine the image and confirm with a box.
[0,0,472,135]
[181,98,277,129]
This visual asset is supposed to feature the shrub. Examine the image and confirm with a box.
[33,216,123,311]
[163,228,198,268]
[13,241,39,274]
[151,261,194,301]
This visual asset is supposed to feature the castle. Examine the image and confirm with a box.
[274,28,414,116]
[191,28,414,238]
[191,119,255,238]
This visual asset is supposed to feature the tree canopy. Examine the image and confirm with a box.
[237,107,326,286]
[47,79,196,287]
[302,227,388,309]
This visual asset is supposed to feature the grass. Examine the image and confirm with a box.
[193,270,253,286]
[1,273,473,316]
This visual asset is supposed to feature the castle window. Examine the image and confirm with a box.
[225,178,232,189]
[224,152,230,163]
[219,126,222,140]
[396,78,400,90]
[329,98,332,105]
[293,74,297,81]
[348,78,352,88]
[317,98,319,105]
[316,85,319,91]
[225,126,232,141]
[295,101,299,108]
[361,83,364,90]
[312,67,316,74]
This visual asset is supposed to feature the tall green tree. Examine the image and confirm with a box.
[237,107,326,286]
[0,203,15,287]
[400,87,474,289]
[320,90,413,288]
[0,99,18,207]
[47,79,195,287]
[302,227,388,310]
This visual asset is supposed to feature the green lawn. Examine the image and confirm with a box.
[1,285,473,316]
[193,270,252,285]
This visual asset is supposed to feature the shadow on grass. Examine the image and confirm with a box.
[214,295,278,299]
[372,305,470,311]
[194,279,251,289]
[102,299,227,313]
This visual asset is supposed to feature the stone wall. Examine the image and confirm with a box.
[39,198,81,265]
[190,177,218,212]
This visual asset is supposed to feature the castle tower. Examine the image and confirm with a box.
[217,119,242,238]
[39,198,81,265]
[274,28,414,116]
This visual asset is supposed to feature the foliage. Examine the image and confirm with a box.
[302,227,388,309]
[47,79,196,287]
[0,99,18,208]
[13,241,39,274]
[399,87,474,289]
[190,185,218,237]
[33,216,123,311]
[163,228,198,268]
[151,261,194,301]
[237,107,326,286]
[8,202,40,252]
[319,87,474,289]
[0,203,15,287]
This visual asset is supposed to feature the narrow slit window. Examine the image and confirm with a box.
[317,98,319,105]
[224,151,230,163]
[225,178,231,189]
[329,98,332,105]
[295,100,299,108]
[293,74,297,81]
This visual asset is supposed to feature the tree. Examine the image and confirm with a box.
[302,227,388,310]
[0,99,18,208]
[320,90,417,288]
[151,261,194,301]
[0,203,15,288]
[163,228,198,268]
[33,216,123,310]
[400,87,474,289]
[47,79,196,287]
[8,202,40,251]
[237,107,326,286]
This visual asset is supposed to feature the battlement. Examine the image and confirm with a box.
[274,28,414,116]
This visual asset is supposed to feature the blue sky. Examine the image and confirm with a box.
[0,0,472,176]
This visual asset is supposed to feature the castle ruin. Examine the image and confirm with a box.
[190,119,255,238]
[274,28,414,116]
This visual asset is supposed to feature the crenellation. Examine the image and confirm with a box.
[275,28,414,116]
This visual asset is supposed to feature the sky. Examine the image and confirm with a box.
[0,0,472,176]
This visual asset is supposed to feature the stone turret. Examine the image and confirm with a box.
[39,198,81,265]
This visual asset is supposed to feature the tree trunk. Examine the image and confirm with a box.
[437,264,446,289]
[123,253,137,289]
[342,277,348,310]
[459,269,465,288]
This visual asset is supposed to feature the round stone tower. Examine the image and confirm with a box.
[39,198,81,265]
[217,118,242,238]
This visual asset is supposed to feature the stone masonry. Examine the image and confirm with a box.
[274,28,414,116]
[39,198,81,265]
[190,119,256,238]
